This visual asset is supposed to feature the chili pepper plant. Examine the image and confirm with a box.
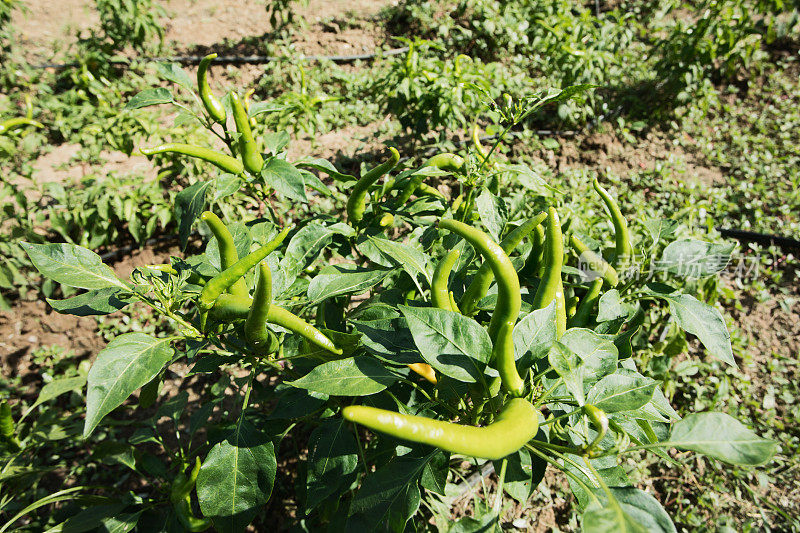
[5,57,777,532]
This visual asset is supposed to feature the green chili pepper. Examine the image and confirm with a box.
[423,153,465,173]
[416,182,445,199]
[140,143,244,175]
[0,117,44,135]
[593,178,633,262]
[0,401,21,452]
[530,224,546,277]
[568,277,603,328]
[439,219,525,396]
[395,174,424,206]
[531,207,566,338]
[171,458,211,532]
[198,226,291,313]
[565,295,579,318]
[245,263,279,356]
[431,249,460,311]
[343,398,539,460]
[210,294,341,355]
[378,213,394,227]
[230,91,264,175]
[460,211,547,316]
[197,53,227,125]
[582,404,609,457]
[347,147,400,224]
[200,211,248,298]
[569,234,619,287]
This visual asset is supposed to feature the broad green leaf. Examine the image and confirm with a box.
[248,100,290,118]
[475,188,507,242]
[306,418,359,512]
[641,217,679,248]
[21,242,125,290]
[420,451,449,496]
[603,487,677,533]
[288,357,397,396]
[307,264,390,304]
[155,62,194,91]
[47,287,134,316]
[563,456,629,510]
[668,412,777,465]
[596,289,630,323]
[547,342,586,405]
[42,502,127,533]
[296,157,355,182]
[212,174,243,201]
[352,317,419,365]
[124,87,173,109]
[84,333,174,437]
[513,301,558,371]
[658,293,735,367]
[582,500,649,533]
[100,510,142,533]
[25,375,87,417]
[369,237,431,285]
[558,328,618,385]
[503,163,557,195]
[660,240,735,277]
[175,180,212,250]
[261,158,307,203]
[348,455,429,532]
[499,447,546,504]
[196,421,277,532]
[587,371,657,413]
[400,305,491,383]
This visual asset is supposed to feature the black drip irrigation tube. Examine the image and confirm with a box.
[716,227,800,252]
[31,47,411,71]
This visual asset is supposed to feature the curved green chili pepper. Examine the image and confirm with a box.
[593,178,633,262]
[569,234,619,287]
[197,54,227,124]
[531,207,566,338]
[423,153,465,173]
[439,219,524,396]
[245,263,279,356]
[566,295,579,318]
[347,147,400,224]
[0,401,21,452]
[230,91,264,175]
[416,182,446,199]
[431,249,460,311]
[171,458,211,532]
[267,305,342,355]
[0,117,44,135]
[342,398,539,460]
[582,404,609,457]
[198,226,291,313]
[460,211,547,316]
[200,211,248,298]
[395,174,424,206]
[140,143,244,175]
[568,277,603,328]
[378,213,394,227]
[210,294,341,355]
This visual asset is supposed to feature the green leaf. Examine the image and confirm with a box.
[306,418,359,512]
[307,264,390,305]
[668,412,777,465]
[42,502,127,533]
[295,157,355,182]
[475,188,507,242]
[557,328,618,385]
[21,242,125,290]
[547,342,586,405]
[84,333,174,437]
[503,163,558,195]
[287,357,397,396]
[399,305,491,383]
[500,447,546,504]
[352,317,419,365]
[124,88,173,110]
[420,451,449,496]
[602,487,676,533]
[587,371,657,413]
[47,287,135,316]
[25,375,87,417]
[261,158,307,203]
[175,180,212,250]
[368,237,431,285]
[513,301,558,371]
[155,62,194,91]
[196,421,277,532]
[596,289,631,323]
[658,293,735,367]
[347,455,428,532]
[582,500,649,533]
[660,240,735,277]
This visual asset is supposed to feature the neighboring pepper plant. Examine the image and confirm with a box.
[8,62,777,532]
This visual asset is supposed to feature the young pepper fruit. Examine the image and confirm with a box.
[197,53,227,125]
[343,398,539,461]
